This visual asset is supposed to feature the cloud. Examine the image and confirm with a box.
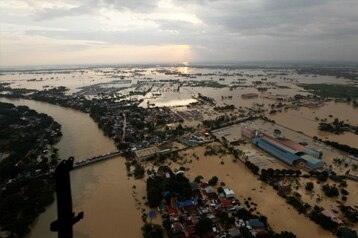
[33,0,160,20]
[1,0,358,66]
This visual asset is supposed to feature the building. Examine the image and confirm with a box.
[134,146,160,161]
[223,188,235,198]
[241,128,256,139]
[321,209,343,225]
[241,93,258,99]
[252,134,324,170]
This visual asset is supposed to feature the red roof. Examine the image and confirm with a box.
[222,199,233,207]
[278,138,306,151]
[262,135,296,153]
[166,205,179,215]
[184,205,198,211]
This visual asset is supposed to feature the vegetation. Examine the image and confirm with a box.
[204,144,227,156]
[260,168,302,180]
[296,67,358,81]
[0,102,61,237]
[208,176,218,186]
[322,184,340,197]
[323,140,358,157]
[213,104,236,111]
[300,84,358,98]
[339,205,358,223]
[319,118,357,134]
[187,80,227,88]
[305,182,314,191]
[133,163,145,179]
[245,160,259,175]
[146,167,192,208]
[141,223,163,238]
[309,206,339,232]
[195,216,213,236]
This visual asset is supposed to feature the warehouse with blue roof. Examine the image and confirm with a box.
[242,128,324,170]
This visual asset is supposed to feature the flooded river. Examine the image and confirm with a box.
[0,98,144,238]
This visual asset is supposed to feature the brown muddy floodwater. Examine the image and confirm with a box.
[171,145,336,238]
[269,101,358,148]
[0,98,144,238]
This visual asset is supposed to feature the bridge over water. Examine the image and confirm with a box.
[72,151,123,169]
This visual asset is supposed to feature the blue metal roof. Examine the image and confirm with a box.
[177,199,198,207]
[248,219,265,228]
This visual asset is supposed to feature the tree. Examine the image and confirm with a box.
[162,219,171,231]
[208,176,218,186]
[195,217,213,236]
[133,164,145,178]
[274,129,282,137]
[305,182,314,191]
[147,187,163,208]
[273,231,297,238]
[322,184,339,197]
[239,226,251,238]
[142,223,163,238]
[194,175,204,183]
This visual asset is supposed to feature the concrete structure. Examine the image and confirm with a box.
[252,134,324,170]
[134,146,160,161]
[241,128,256,139]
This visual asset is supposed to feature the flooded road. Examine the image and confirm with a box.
[0,98,144,238]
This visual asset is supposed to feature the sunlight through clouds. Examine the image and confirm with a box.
[0,0,357,66]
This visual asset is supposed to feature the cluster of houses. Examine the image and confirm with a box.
[176,109,203,121]
[153,170,268,238]
[102,104,183,149]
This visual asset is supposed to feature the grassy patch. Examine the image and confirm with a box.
[187,80,227,88]
[300,84,358,98]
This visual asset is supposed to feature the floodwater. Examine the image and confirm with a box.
[173,145,337,238]
[0,98,116,160]
[269,101,358,148]
[0,98,144,238]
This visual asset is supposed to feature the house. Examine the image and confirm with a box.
[248,219,265,229]
[171,222,185,234]
[221,199,234,209]
[177,200,198,208]
[223,188,235,198]
[167,205,179,216]
[228,229,241,238]
[321,209,344,225]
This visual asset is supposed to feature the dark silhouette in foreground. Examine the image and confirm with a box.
[50,157,83,238]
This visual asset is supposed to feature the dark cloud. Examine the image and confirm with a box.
[34,0,160,20]
[3,0,358,63]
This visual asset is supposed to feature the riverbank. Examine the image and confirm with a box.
[0,98,146,238]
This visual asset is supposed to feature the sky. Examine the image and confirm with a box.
[0,0,358,67]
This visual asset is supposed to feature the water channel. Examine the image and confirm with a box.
[0,98,144,238]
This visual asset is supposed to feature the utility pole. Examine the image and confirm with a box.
[50,157,84,238]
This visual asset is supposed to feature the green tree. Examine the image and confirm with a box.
[305,182,314,191]
[195,217,213,236]
[208,176,218,186]
[142,223,163,238]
